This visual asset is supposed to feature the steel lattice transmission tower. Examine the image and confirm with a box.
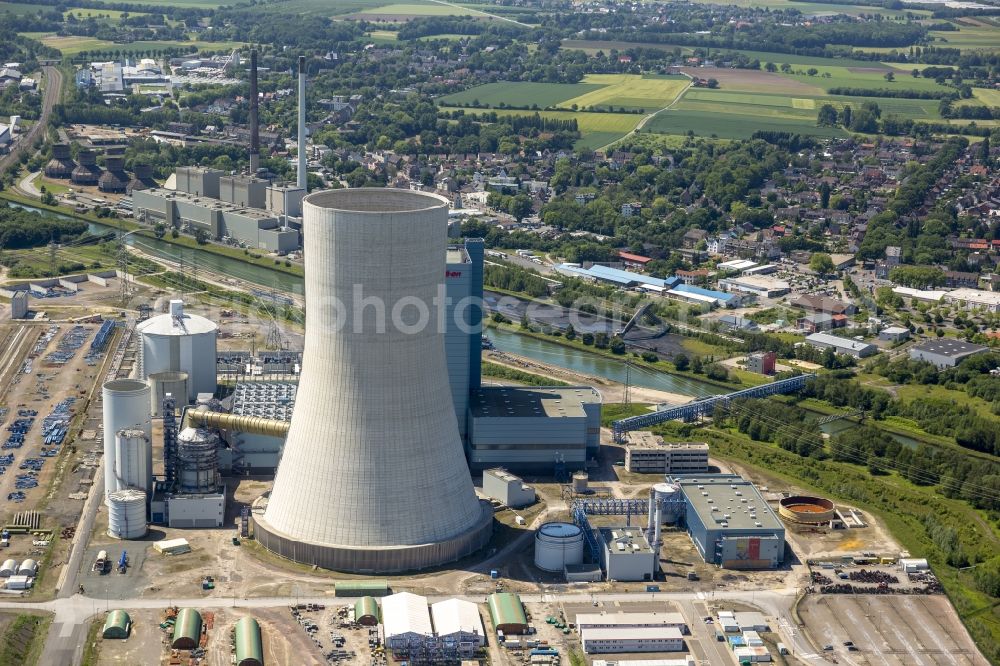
[117,219,131,306]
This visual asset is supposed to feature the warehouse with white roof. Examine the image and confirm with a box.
[382,592,433,650]
[430,598,486,647]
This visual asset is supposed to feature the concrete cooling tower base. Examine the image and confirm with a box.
[252,500,494,573]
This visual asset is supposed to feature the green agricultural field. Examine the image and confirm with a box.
[558,73,689,112]
[440,81,604,109]
[86,0,223,6]
[971,87,1000,107]
[415,33,469,41]
[779,64,961,94]
[256,0,393,14]
[0,2,30,13]
[930,21,1000,52]
[440,74,688,113]
[562,40,894,68]
[645,105,847,139]
[440,106,642,148]
[64,6,143,18]
[354,2,482,16]
[682,0,929,18]
[35,33,244,56]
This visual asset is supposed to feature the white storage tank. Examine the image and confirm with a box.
[17,559,37,576]
[136,300,218,402]
[149,371,189,417]
[534,522,584,572]
[177,427,219,494]
[0,559,17,577]
[654,482,685,524]
[107,488,148,539]
[114,428,152,493]
[572,472,589,493]
[102,379,152,504]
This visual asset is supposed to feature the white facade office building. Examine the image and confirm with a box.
[582,626,685,654]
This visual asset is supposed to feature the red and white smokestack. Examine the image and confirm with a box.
[249,49,260,174]
[297,56,307,190]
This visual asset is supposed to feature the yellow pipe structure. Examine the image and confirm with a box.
[183,407,290,438]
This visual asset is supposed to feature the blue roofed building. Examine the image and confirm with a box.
[667,284,739,308]
[554,264,680,292]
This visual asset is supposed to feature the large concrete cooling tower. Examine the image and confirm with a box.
[253,188,493,572]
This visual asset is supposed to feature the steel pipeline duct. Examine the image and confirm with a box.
[183,407,290,438]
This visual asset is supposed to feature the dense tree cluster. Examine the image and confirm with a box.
[0,203,89,249]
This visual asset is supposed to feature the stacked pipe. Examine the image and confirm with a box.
[249,49,260,173]
[297,55,306,190]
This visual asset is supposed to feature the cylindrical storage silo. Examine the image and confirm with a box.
[177,427,219,494]
[17,559,37,576]
[107,488,148,539]
[136,300,218,401]
[149,371,189,417]
[654,482,684,524]
[534,522,584,572]
[102,380,152,504]
[113,428,152,493]
[572,472,588,493]
[0,559,17,577]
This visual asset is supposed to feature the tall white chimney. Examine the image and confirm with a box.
[297,56,307,190]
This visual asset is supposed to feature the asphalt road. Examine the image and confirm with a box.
[0,66,62,174]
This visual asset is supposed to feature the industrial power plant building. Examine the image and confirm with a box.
[482,468,535,508]
[598,527,658,581]
[467,386,601,471]
[132,184,299,254]
[673,474,785,569]
[206,236,601,477]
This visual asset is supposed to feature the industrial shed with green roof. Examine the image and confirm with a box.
[102,610,132,639]
[235,616,264,666]
[354,596,380,626]
[334,580,389,597]
[487,592,528,634]
[171,608,203,649]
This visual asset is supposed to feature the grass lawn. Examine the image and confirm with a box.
[894,383,999,419]
[366,29,400,43]
[37,178,70,195]
[680,337,728,357]
[440,81,604,109]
